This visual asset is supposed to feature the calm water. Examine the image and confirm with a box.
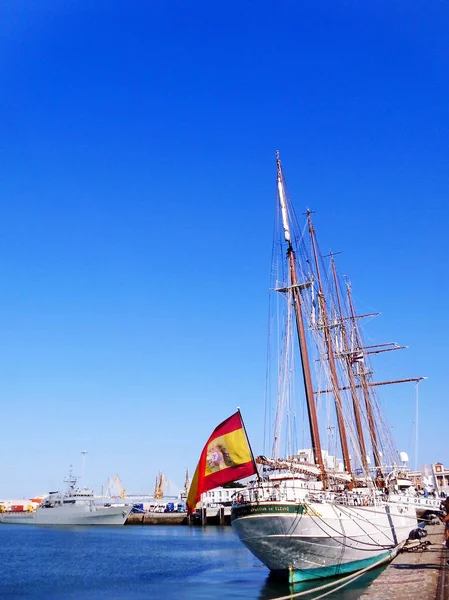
[0,524,383,599]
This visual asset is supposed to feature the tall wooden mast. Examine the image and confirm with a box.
[276,153,324,478]
[307,212,352,475]
[330,256,368,474]
[346,283,383,477]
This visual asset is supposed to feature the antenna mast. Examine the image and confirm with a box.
[81,450,88,480]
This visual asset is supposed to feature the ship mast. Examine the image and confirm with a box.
[307,213,352,476]
[346,283,383,478]
[276,152,324,478]
[330,255,368,474]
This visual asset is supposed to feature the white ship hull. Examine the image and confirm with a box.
[0,505,131,526]
[388,493,441,516]
[231,500,417,582]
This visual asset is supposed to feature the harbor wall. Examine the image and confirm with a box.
[126,512,187,525]
[125,506,231,525]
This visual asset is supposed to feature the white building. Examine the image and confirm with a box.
[295,449,344,472]
[424,462,449,496]
[200,486,244,507]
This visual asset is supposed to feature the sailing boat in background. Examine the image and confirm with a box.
[230,152,421,583]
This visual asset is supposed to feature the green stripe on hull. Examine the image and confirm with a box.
[287,550,392,583]
[231,503,305,520]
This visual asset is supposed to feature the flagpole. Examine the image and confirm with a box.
[237,407,261,482]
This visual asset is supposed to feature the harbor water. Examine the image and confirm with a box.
[0,524,384,599]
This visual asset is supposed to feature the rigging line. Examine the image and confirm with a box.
[414,381,419,472]
[305,510,394,552]
[285,507,304,537]
[286,297,294,457]
[275,278,281,455]
[309,288,364,471]
[267,195,284,456]
[302,504,396,550]
[274,291,293,458]
[334,503,401,546]
[263,283,273,455]
[291,352,298,458]
[363,374,398,464]
[272,279,282,457]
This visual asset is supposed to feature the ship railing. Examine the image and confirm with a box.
[233,489,376,506]
[233,485,313,504]
[233,486,431,508]
[233,487,290,504]
[332,492,377,507]
[303,490,381,507]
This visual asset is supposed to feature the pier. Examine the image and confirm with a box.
[361,523,449,599]
[125,512,187,525]
[192,505,231,526]
[125,506,232,525]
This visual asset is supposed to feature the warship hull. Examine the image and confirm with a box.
[0,505,130,526]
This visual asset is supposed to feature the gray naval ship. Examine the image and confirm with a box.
[0,470,132,526]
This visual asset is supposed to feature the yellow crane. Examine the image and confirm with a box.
[105,474,127,499]
[153,472,168,499]
[183,468,190,494]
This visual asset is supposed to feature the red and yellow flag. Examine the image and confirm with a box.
[186,411,256,513]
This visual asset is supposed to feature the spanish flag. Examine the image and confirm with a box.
[186,411,257,513]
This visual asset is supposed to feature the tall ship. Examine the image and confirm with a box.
[231,153,421,583]
[0,470,131,526]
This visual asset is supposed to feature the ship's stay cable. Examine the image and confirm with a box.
[266,191,288,457]
[344,285,399,468]
[332,503,401,546]
[294,235,365,474]
[263,275,273,456]
[286,300,294,458]
[321,257,368,474]
[307,286,365,473]
[284,507,304,536]
[328,270,392,472]
[302,503,397,550]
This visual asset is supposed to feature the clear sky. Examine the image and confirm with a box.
[0,1,447,498]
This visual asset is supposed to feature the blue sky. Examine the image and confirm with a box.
[0,1,447,497]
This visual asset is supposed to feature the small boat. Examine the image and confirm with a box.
[0,469,131,526]
[231,153,420,583]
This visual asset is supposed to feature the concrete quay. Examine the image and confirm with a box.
[360,523,449,599]
[125,505,232,525]
[191,505,231,525]
[126,512,187,525]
